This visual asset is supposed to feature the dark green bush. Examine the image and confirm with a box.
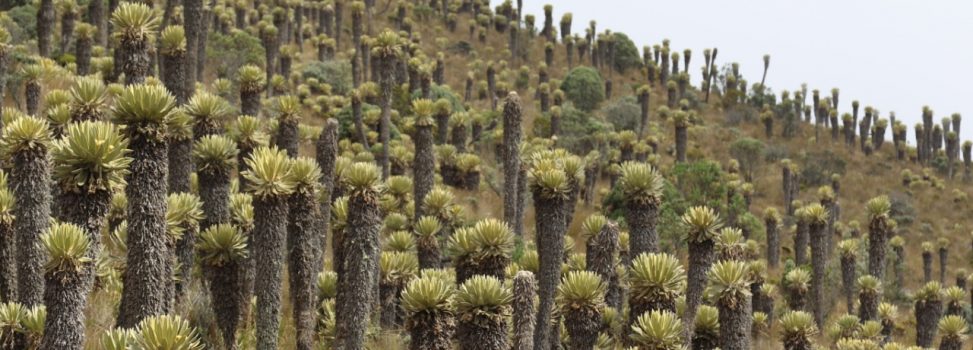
[207,30,265,78]
[560,66,605,112]
[612,32,642,73]
[301,59,353,95]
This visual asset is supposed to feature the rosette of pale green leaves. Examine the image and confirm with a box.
[110,2,160,43]
[400,275,455,314]
[454,275,511,316]
[111,83,177,130]
[242,146,296,197]
[193,135,238,173]
[629,310,684,350]
[135,314,203,350]
[707,260,751,308]
[41,222,92,272]
[681,206,723,243]
[52,121,132,192]
[0,116,52,157]
[197,224,248,267]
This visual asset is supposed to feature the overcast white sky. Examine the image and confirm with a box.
[496,0,973,143]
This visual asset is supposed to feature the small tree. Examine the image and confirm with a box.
[560,66,605,112]
[729,138,765,182]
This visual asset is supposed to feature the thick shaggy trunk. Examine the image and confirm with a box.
[840,255,856,314]
[117,133,170,327]
[451,124,467,153]
[379,281,403,328]
[435,113,449,145]
[13,148,51,307]
[564,306,600,350]
[0,222,13,302]
[37,0,54,57]
[119,38,152,85]
[515,166,527,240]
[766,219,780,269]
[794,221,808,266]
[167,137,193,194]
[25,81,41,116]
[60,11,76,56]
[859,291,878,321]
[413,125,435,220]
[809,222,827,327]
[207,260,246,350]
[316,120,338,268]
[417,237,439,270]
[625,201,659,258]
[194,2,212,81]
[335,190,380,350]
[252,195,289,350]
[459,313,508,350]
[675,125,687,162]
[684,239,714,331]
[288,189,321,350]
[241,89,262,116]
[923,252,933,283]
[40,268,89,349]
[184,0,202,85]
[532,193,568,350]
[503,94,522,236]
[89,0,107,47]
[867,219,887,279]
[512,271,536,350]
[586,222,621,309]
[379,86,392,179]
[939,248,948,284]
[276,119,299,157]
[408,311,454,350]
[350,97,368,148]
[718,297,752,350]
[914,299,942,347]
[75,37,92,76]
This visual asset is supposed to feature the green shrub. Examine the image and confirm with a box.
[670,161,727,209]
[532,105,611,154]
[798,150,846,188]
[729,137,765,180]
[888,192,915,226]
[601,95,640,131]
[207,30,265,78]
[560,66,605,112]
[612,32,641,73]
[301,60,353,95]
[5,5,37,40]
